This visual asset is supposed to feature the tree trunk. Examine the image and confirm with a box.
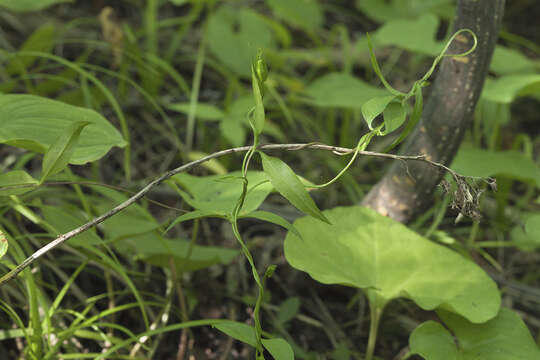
[362,0,505,222]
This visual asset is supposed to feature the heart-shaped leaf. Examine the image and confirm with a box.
[261,152,329,224]
[284,206,500,323]
[410,308,540,360]
[381,101,406,135]
[362,95,395,130]
[207,6,274,77]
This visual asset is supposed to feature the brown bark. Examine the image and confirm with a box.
[362,0,505,222]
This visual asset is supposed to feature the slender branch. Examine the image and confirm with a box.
[0,143,451,286]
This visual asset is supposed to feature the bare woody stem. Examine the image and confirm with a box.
[0,143,460,287]
[361,0,505,222]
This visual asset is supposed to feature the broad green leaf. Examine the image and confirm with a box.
[0,94,126,164]
[220,116,245,147]
[171,171,273,216]
[260,152,329,224]
[0,229,7,259]
[374,13,443,55]
[0,170,38,196]
[0,0,71,12]
[277,297,301,324]
[266,0,323,32]
[261,338,294,360]
[411,308,540,360]
[6,23,56,73]
[382,101,407,135]
[90,186,159,241]
[510,213,540,251]
[490,46,537,75]
[240,210,301,238]
[215,321,257,347]
[207,6,274,77]
[284,206,500,322]
[361,95,395,130]
[166,103,225,121]
[41,205,102,247]
[41,121,90,183]
[482,74,540,104]
[125,233,238,272]
[409,321,459,360]
[187,151,227,175]
[303,72,386,108]
[451,145,540,188]
[355,0,454,23]
[214,322,293,359]
[221,96,252,147]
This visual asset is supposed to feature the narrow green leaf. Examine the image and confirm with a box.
[361,95,395,130]
[250,62,265,135]
[0,229,7,259]
[165,210,222,234]
[40,121,91,183]
[166,102,225,121]
[260,152,329,224]
[366,33,406,97]
[240,210,302,238]
[0,170,38,196]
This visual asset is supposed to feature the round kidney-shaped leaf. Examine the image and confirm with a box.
[284,206,500,323]
[410,308,540,360]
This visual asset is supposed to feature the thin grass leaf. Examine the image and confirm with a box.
[366,33,406,97]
